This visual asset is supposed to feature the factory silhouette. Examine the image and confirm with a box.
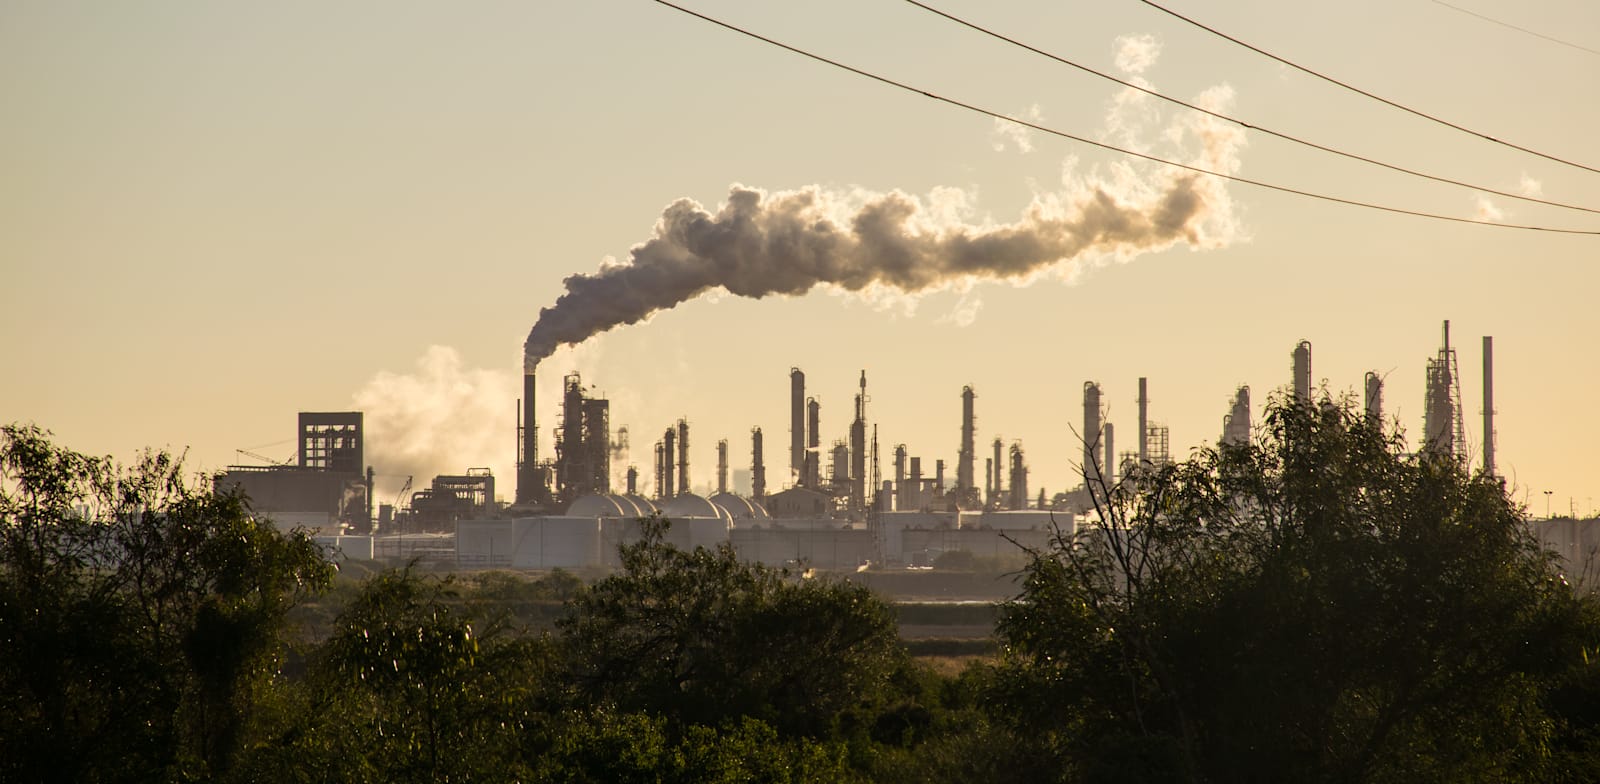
[216,319,1585,574]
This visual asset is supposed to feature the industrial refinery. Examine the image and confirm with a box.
[204,318,1594,573]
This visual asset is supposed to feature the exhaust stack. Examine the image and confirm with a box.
[1483,335,1495,477]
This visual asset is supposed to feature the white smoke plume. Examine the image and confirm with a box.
[1114,34,1162,75]
[354,346,514,500]
[1518,173,1544,198]
[1474,195,1506,222]
[991,103,1044,153]
[523,63,1246,369]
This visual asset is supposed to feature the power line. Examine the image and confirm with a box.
[1429,0,1600,57]
[905,0,1600,215]
[651,0,1600,235]
[1134,0,1600,175]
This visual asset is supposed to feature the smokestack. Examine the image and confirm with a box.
[1104,422,1115,487]
[992,437,1004,504]
[662,427,676,500]
[654,440,665,500]
[1083,382,1103,486]
[1364,372,1383,425]
[893,444,907,511]
[807,398,820,449]
[1137,377,1149,466]
[716,439,728,495]
[1483,335,1495,477]
[626,466,638,496]
[1293,340,1312,403]
[1008,443,1027,511]
[517,371,538,505]
[934,459,945,501]
[958,386,976,495]
[751,427,767,500]
[909,456,923,511]
[985,458,993,507]
[851,372,866,513]
[790,368,805,480]
[1223,385,1251,446]
[677,419,690,496]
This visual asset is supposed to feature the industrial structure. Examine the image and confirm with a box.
[239,319,1544,575]
[215,411,373,533]
[1423,321,1467,463]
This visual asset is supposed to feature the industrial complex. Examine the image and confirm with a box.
[213,321,1596,575]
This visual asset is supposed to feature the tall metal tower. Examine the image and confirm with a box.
[1423,320,1466,463]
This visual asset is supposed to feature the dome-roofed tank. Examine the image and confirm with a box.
[567,493,627,518]
[606,494,644,518]
[625,494,659,516]
[709,492,756,519]
[661,492,732,525]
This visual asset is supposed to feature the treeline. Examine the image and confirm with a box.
[5,396,1600,783]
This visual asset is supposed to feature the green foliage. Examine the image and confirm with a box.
[282,568,556,783]
[0,424,333,783]
[994,396,1600,783]
[560,515,906,739]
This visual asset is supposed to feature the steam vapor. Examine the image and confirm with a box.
[525,69,1244,369]
[354,346,514,498]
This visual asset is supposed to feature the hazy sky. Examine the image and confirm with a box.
[4,0,1596,516]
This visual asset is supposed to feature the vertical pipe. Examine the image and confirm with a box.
[1137,377,1149,466]
[1293,341,1312,403]
[716,439,729,495]
[1364,372,1383,425]
[751,427,766,500]
[992,438,1004,503]
[959,386,976,494]
[790,368,805,480]
[1083,382,1102,485]
[518,372,538,504]
[807,398,821,449]
[1104,422,1115,487]
[1483,335,1495,477]
[662,428,676,500]
[677,420,690,496]
[893,445,907,511]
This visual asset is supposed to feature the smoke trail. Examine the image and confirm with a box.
[524,80,1245,369]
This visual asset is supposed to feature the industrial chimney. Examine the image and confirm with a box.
[1103,422,1115,487]
[661,427,675,500]
[1137,377,1149,466]
[893,444,907,511]
[751,427,767,500]
[1083,381,1103,486]
[1483,335,1495,477]
[1293,340,1313,403]
[1364,372,1383,425]
[992,438,1004,504]
[958,386,976,497]
[716,438,729,495]
[851,372,867,513]
[790,368,805,481]
[516,371,538,505]
[677,419,690,496]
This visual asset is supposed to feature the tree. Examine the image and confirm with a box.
[559,515,905,739]
[0,424,333,783]
[993,396,1600,783]
[266,568,555,784]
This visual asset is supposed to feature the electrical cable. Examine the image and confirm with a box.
[1428,0,1600,57]
[1133,0,1600,175]
[906,0,1599,215]
[651,0,1600,235]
